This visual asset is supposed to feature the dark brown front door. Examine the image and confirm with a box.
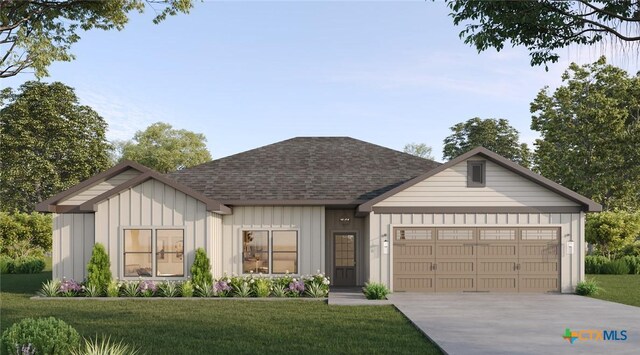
[334,233,356,286]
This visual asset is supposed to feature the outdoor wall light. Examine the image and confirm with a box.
[383,239,389,255]
[339,216,351,225]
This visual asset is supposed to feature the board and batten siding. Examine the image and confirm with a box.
[94,178,209,278]
[368,212,585,293]
[219,206,325,278]
[59,169,141,205]
[374,160,580,207]
[51,213,95,281]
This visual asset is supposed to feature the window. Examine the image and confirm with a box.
[467,160,486,187]
[242,230,298,274]
[123,228,184,278]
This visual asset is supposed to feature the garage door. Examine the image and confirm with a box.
[393,227,559,293]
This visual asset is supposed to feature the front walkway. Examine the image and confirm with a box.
[388,293,640,355]
[328,287,392,305]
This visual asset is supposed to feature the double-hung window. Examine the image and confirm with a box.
[123,228,185,278]
[242,230,298,274]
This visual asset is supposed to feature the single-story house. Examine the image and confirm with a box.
[36,137,601,293]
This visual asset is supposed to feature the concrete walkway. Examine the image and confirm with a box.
[388,293,640,355]
[328,287,392,306]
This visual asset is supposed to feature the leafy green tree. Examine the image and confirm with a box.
[0,0,194,78]
[0,81,111,212]
[531,57,640,210]
[403,143,435,160]
[119,122,212,173]
[86,243,112,295]
[586,211,640,259]
[0,211,52,257]
[190,248,212,289]
[447,1,640,68]
[442,117,532,167]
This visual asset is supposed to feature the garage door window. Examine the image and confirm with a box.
[437,229,473,240]
[396,228,432,240]
[480,229,516,240]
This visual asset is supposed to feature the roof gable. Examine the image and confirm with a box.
[358,147,602,213]
[36,161,231,214]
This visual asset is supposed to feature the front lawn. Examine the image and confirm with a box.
[0,271,439,355]
[585,274,640,307]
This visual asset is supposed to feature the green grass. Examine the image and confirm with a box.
[0,269,439,355]
[585,274,640,307]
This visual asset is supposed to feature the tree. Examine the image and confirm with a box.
[86,243,112,295]
[0,81,111,212]
[530,57,640,210]
[119,122,212,173]
[586,211,640,259]
[0,0,193,78]
[447,1,640,68]
[190,247,212,289]
[442,117,532,167]
[403,143,435,160]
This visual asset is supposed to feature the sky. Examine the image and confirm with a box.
[2,1,637,162]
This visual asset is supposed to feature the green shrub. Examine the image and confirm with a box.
[601,259,631,274]
[190,248,212,289]
[106,280,120,297]
[585,255,609,274]
[0,255,13,274]
[86,243,112,295]
[71,335,140,355]
[180,280,194,297]
[0,211,52,258]
[362,282,390,300]
[12,256,45,274]
[38,279,62,297]
[1,317,80,355]
[620,255,640,274]
[575,278,601,296]
[253,278,271,297]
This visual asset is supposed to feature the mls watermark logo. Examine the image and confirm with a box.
[563,328,628,344]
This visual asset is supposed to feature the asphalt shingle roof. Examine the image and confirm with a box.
[169,137,441,203]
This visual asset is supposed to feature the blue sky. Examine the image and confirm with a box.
[2,1,634,161]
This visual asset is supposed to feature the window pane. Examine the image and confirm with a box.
[273,231,297,252]
[156,229,184,277]
[472,164,483,183]
[124,229,152,252]
[272,231,298,274]
[243,231,269,273]
[124,253,152,277]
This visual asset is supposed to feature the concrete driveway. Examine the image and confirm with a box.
[388,293,640,355]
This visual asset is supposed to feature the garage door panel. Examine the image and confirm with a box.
[394,260,434,275]
[519,276,559,292]
[395,242,434,259]
[438,260,475,274]
[394,276,434,292]
[436,244,475,258]
[520,260,558,274]
[436,275,475,292]
[478,244,517,259]
[477,260,517,274]
[477,276,517,292]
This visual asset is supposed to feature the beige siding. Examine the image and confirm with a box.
[220,206,325,278]
[368,212,584,293]
[375,160,579,207]
[59,169,141,205]
[51,213,95,281]
[209,212,223,276]
[94,178,209,279]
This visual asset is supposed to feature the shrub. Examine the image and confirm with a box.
[195,282,215,297]
[272,284,287,297]
[38,279,62,297]
[585,255,609,274]
[1,317,80,355]
[180,280,194,297]
[84,284,102,297]
[362,282,390,300]
[253,278,271,297]
[302,273,330,297]
[59,278,82,297]
[286,279,305,297]
[137,280,157,297]
[575,278,601,296]
[106,280,120,297]
[190,248,212,289]
[86,243,111,296]
[232,282,252,297]
[213,278,232,297]
[619,255,640,274]
[71,335,140,355]
[601,259,631,275]
[120,282,139,297]
[158,281,180,297]
[0,255,13,274]
[586,211,640,259]
[13,256,45,274]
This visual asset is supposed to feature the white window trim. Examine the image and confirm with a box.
[240,228,300,276]
[120,226,187,280]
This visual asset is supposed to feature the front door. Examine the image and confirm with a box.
[334,233,356,286]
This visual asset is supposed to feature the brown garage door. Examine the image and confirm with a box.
[393,227,559,293]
